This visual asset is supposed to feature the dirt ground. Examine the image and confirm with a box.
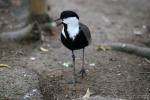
[0,0,150,100]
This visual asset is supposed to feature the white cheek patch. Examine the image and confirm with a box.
[62,27,66,38]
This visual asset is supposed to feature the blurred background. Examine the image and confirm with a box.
[0,0,150,100]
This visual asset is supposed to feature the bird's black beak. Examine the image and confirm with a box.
[54,18,63,26]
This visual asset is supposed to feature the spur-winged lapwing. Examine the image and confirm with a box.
[55,10,91,85]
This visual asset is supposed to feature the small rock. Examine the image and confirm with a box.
[89,63,96,67]
[24,74,27,77]
[32,89,37,92]
[62,62,73,68]
[133,30,143,36]
[30,57,36,61]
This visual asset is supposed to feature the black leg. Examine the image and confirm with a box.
[72,50,76,86]
[82,48,85,70]
[79,48,86,78]
[68,50,81,85]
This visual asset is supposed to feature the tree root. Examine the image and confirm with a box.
[99,43,150,59]
[0,24,33,41]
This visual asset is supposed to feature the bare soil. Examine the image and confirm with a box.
[0,0,150,100]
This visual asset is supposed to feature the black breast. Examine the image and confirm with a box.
[61,30,89,50]
[61,23,91,50]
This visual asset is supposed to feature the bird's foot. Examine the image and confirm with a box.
[79,68,87,78]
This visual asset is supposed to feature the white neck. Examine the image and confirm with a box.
[62,17,79,40]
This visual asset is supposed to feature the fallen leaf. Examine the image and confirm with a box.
[40,47,49,52]
[97,45,111,51]
[0,64,11,68]
[82,88,92,99]
[0,64,11,71]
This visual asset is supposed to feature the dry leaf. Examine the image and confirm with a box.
[40,47,49,52]
[82,88,92,99]
[0,64,10,68]
[97,45,111,51]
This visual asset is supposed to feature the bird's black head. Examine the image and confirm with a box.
[60,10,79,20]
[54,10,79,26]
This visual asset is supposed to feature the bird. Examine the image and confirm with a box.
[55,10,91,85]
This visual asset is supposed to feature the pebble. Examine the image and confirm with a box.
[133,30,143,36]
[30,57,36,61]
[62,62,73,68]
[89,63,96,67]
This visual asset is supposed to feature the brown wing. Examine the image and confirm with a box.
[79,22,91,44]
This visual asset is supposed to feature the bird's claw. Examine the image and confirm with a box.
[79,68,87,78]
